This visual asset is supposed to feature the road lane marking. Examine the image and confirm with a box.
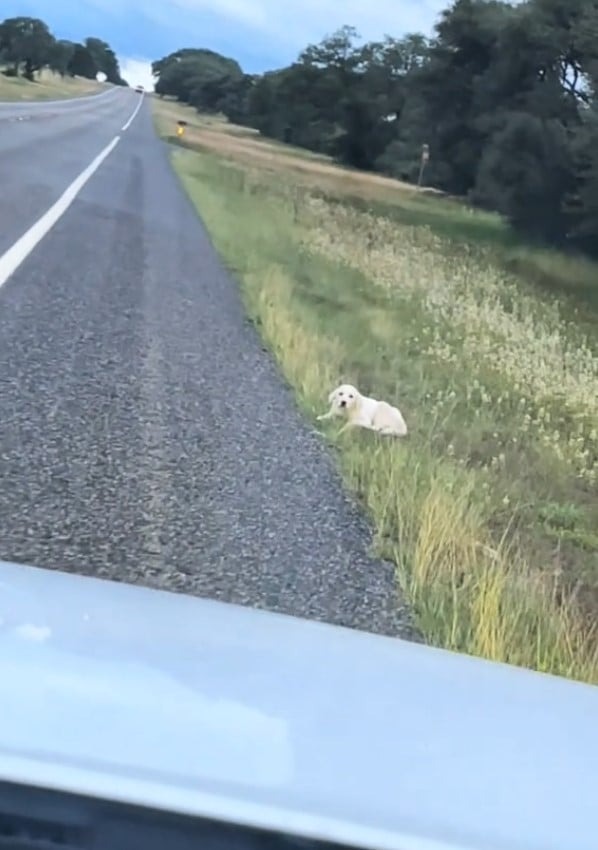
[121,94,144,131]
[0,135,121,290]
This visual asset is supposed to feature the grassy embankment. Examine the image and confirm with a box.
[154,97,598,685]
[0,67,106,101]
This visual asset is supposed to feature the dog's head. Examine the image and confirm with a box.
[328,384,360,413]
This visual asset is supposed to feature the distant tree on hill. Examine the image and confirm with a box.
[85,36,126,85]
[152,48,244,112]
[0,14,126,87]
[67,42,97,79]
[0,16,55,80]
[49,38,75,77]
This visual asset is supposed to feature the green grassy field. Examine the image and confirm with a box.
[345,190,598,315]
[0,68,105,101]
[154,101,598,684]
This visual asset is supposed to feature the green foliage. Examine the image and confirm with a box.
[153,0,598,263]
[0,15,124,85]
[48,39,75,78]
[152,48,244,114]
[473,112,575,243]
[0,16,54,80]
[84,37,126,85]
[67,43,97,79]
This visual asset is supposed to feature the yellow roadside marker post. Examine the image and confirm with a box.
[176,119,188,138]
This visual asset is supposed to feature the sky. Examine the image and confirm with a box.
[2,0,448,89]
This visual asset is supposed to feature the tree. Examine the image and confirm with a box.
[474,112,575,242]
[0,15,125,87]
[84,37,125,85]
[0,16,55,80]
[67,42,97,79]
[152,48,215,80]
[403,0,515,195]
[149,4,598,258]
[566,106,598,254]
[334,34,429,169]
[49,39,75,78]
[240,29,429,164]
[246,64,339,151]
[468,0,598,242]
[152,48,242,102]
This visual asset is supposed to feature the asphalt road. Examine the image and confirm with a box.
[0,88,416,639]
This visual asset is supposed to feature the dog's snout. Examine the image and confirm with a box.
[340,400,346,407]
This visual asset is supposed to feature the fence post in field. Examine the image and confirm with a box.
[417,143,430,188]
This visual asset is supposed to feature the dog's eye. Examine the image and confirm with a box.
[349,394,354,399]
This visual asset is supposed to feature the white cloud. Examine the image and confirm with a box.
[119,56,155,90]
[175,0,443,39]
[86,0,447,77]
[14,623,52,642]
[142,0,446,51]
[170,0,271,30]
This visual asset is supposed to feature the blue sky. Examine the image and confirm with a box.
[2,0,447,88]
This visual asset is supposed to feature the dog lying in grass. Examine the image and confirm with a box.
[317,383,407,437]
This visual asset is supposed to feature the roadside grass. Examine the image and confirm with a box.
[153,97,434,195]
[0,68,105,101]
[154,100,598,684]
[343,193,598,316]
[154,98,598,313]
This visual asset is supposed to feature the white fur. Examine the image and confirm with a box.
[317,383,407,437]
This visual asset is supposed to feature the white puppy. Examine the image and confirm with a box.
[317,383,407,437]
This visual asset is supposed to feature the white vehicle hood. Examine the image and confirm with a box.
[0,559,596,850]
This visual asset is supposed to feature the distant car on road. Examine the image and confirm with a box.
[135,84,144,94]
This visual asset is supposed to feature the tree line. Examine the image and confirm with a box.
[152,0,598,257]
[0,16,127,86]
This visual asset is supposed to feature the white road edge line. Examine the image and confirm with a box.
[0,135,121,290]
[121,93,144,131]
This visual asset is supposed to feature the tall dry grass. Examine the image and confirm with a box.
[160,120,598,683]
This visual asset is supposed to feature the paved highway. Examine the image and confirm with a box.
[0,88,415,638]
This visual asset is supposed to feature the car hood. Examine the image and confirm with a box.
[0,559,596,850]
